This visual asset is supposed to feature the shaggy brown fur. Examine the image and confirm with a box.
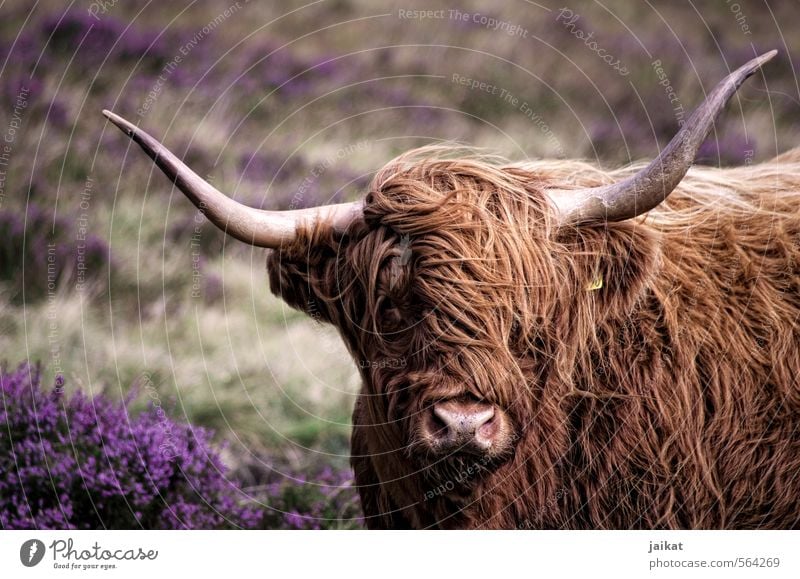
[267,146,800,529]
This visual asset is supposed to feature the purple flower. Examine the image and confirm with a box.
[0,204,111,304]
[0,363,261,529]
[247,460,364,529]
[41,10,167,69]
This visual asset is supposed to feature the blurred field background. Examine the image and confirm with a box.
[0,0,798,527]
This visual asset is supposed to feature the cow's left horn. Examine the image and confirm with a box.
[102,110,364,248]
[546,50,777,224]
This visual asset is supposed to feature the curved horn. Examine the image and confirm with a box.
[102,110,363,248]
[547,50,777,224]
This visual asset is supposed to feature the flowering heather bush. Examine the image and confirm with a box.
[248,463,364,530]
[0,364,261,529]
[41,11,167,71]
[0,204,109,304]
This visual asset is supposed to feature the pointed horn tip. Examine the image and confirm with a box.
[742,50,778,74]
[101,109,119,123]
[756,49,778,64]
[102,109,136,137]
[724,50,777,88]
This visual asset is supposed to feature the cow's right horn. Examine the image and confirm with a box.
[102,110,364,248]
[546,50,777,224]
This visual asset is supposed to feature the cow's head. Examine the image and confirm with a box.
[103,52,774,488]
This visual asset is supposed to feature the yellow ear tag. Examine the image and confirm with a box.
[586,275,603,291]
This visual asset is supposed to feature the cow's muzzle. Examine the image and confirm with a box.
[422,399,512,457]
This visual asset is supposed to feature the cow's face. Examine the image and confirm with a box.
[268,150,564,485]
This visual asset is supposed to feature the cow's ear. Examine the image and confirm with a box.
[266,228,340,323]
[267,249,329,322]
[556,221,660,318]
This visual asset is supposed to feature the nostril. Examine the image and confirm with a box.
[475,412,498,441]
[432,404,456,429]
[472,407,495,429]
[428,407,450,436]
